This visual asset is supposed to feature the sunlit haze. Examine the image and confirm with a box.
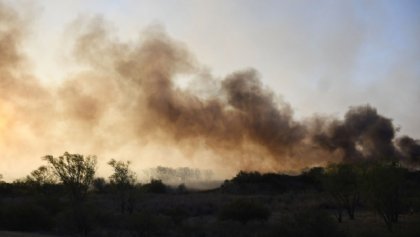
[0,0,419,181]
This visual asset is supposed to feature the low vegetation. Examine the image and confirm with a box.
[0,152,419,236]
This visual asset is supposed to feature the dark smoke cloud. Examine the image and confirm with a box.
[0,4,419,179]
[396,136,420,166]
[87,23,309,170]
[313,106,396,161]
[67,19,420,170]
[222,70,305,154]
[313,105,419,166]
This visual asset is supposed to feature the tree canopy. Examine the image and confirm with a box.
[44,152,96,202]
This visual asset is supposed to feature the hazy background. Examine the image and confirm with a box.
[1,0,419,180]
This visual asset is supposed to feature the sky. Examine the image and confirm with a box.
[20,0,420,135]
[0,0,419,180]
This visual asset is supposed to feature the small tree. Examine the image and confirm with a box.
[323,163,361,222]
[26,165,57,195]
[143,179,167,193]
[363,162,405,231]
[43,152,97,236]
[108,159,137,214]
[44,152,96,203]
[92,177,107,194]
[26,166,57,185]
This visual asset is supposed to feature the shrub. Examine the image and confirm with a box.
[55,202,98,236]
[219,199,270,224]
[363,162,405,231]
[126,211,171,237]
[164,206,189,224]
[267,209,346,237]
[44,152,97,203]
[0,201,53,231]
[143,179,167,193]
[92,177,107,193]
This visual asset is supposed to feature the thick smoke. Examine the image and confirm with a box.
[312,106,420,167]
[0,2,55,154]
[0,4,419,179]
[313,106,396,162]
[396,136,420,165]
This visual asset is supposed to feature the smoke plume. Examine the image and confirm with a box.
[313,106,396,161]
[0,4,419,179]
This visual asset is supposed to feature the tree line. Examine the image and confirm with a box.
[223,161,420,232]
[0,152,419,235]
[0,152,172,235]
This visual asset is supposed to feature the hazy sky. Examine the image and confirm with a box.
[1,0,419,180]
[17,0,420,136]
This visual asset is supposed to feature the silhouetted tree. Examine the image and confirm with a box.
[44,152,97,236]
[302,166,325,191]
[25,165,57,193]
[176,183,187,194]
[26,165,58,186]
[44,152,96,203]
[26,165,57,184]
[143,179,167,193]
[108,159,137,214]
[323,164,361,222]
[92,177,107,194]
[363,162,405,231]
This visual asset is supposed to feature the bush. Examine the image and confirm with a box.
[164,206,189,224]
[362,163,406,231]
[219,199,270,224]
[176,183,188,194]
[126,211,172,237]
[221,171,309,194]
[142,179,167,193]
[0,201,53,231]
[55,203,98,236]
[267,209,346,237]
[92,177,108,193]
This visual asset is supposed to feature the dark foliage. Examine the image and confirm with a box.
[126,211,172,237]
[267,209,347,237]
[221,171,315,194]
[0,160,419,236]
[219,198,270,224]
[92,177,108,194]
[322,163,361,221]
[0,201,53,231]
[363,162,405,231]
[142,179,167,193]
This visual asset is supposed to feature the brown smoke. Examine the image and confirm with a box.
[0,5,419,179]
[73,22,315,171]
[313,106,395,161]
[396,136,420,165]
[58,18,420,170]
[0,2,55,152]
